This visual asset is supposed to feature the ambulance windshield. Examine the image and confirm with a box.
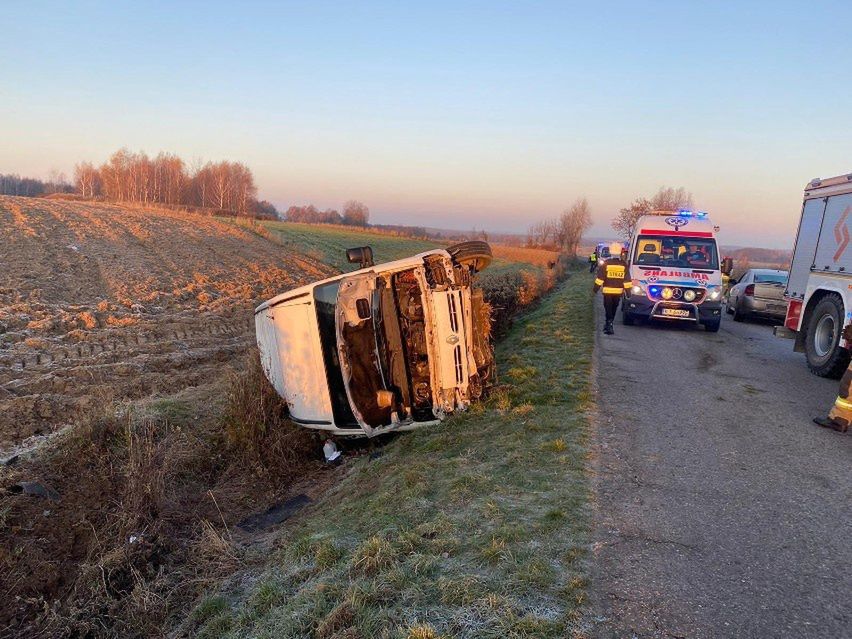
[633,235,719,269]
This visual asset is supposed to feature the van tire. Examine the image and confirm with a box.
[804,294,850,379]
[623,310,635,326]
[447,241,492,272]
[704,319,721,333]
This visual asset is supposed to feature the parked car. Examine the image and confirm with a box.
[726,269,789,322]
[254,242,495,437]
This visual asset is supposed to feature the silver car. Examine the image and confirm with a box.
[726,268,788,322]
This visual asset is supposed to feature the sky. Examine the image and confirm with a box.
[2,1,852,249]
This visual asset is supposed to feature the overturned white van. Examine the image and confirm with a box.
[254,242,495,437]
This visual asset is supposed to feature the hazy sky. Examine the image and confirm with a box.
[3,1,852,248]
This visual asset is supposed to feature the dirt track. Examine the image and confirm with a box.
[0,196,333,449]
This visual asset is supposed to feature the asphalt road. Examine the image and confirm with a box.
[587,300,851,638]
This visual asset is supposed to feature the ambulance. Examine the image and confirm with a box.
[622,211,726,332]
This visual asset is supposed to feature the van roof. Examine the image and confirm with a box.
[634,213,717,238]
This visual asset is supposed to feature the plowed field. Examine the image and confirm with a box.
[0,197,334,451]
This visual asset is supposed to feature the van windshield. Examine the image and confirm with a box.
[633,235,719,269]
[314,281,359,428]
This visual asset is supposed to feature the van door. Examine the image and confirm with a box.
[813,193,852,274]
[787,197,828,298]
[263,298,332,424]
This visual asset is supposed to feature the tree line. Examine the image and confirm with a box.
[284,200,370,226]
[1,149,378,225]
[71,148,274,217]
[0,172,73,197]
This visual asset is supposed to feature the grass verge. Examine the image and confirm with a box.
[184,270,595,639]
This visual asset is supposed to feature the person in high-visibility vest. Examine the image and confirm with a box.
[814,325,852,433]
[588,251,598,273]
[593,242,631,335]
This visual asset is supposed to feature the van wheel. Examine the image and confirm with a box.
[704,319,721,333]
[732,302,747,322]
[804,294,850,378]
[447,241,492,273]
[623,310,635,326]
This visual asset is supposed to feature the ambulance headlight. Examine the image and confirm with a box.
[661,287,674,300]
[709,290,721,301]
[683,289,697,302]
[630,283,645,296]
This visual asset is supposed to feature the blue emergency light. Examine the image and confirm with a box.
[676,209,709,218]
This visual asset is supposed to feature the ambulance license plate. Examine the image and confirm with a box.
[661,308,690,318]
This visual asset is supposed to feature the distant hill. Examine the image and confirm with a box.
[721,246,792,268]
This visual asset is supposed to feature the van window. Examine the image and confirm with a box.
[633,235,719,269]
[754,272,787,285]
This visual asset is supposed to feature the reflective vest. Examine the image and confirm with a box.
[589,253,597,263]
[594,259,631,296]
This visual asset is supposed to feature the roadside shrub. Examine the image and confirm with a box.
[476,255,570,336]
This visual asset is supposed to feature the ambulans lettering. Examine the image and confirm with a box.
[643,270,709,281]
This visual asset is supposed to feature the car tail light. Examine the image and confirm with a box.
[785,299,802,330]
[744,284,755,297]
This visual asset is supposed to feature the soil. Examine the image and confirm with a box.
[0,196,334,451]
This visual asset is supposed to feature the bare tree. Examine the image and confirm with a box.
[526,219,558,248]
[612,197,652,240]
[611,187,694,240]
[559,197,593,256]
[342,200,370,226]
[650,186,693,212]
[74,162,100,197]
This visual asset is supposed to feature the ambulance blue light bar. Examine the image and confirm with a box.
[676,209,708,218]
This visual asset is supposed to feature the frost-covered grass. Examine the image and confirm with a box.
[185,272,595,639]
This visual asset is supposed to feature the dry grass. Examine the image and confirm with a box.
[491,244,560,267]
[0,349,323,638]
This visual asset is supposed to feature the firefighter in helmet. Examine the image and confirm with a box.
[813,324,852,433]
[593,241,631,335]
